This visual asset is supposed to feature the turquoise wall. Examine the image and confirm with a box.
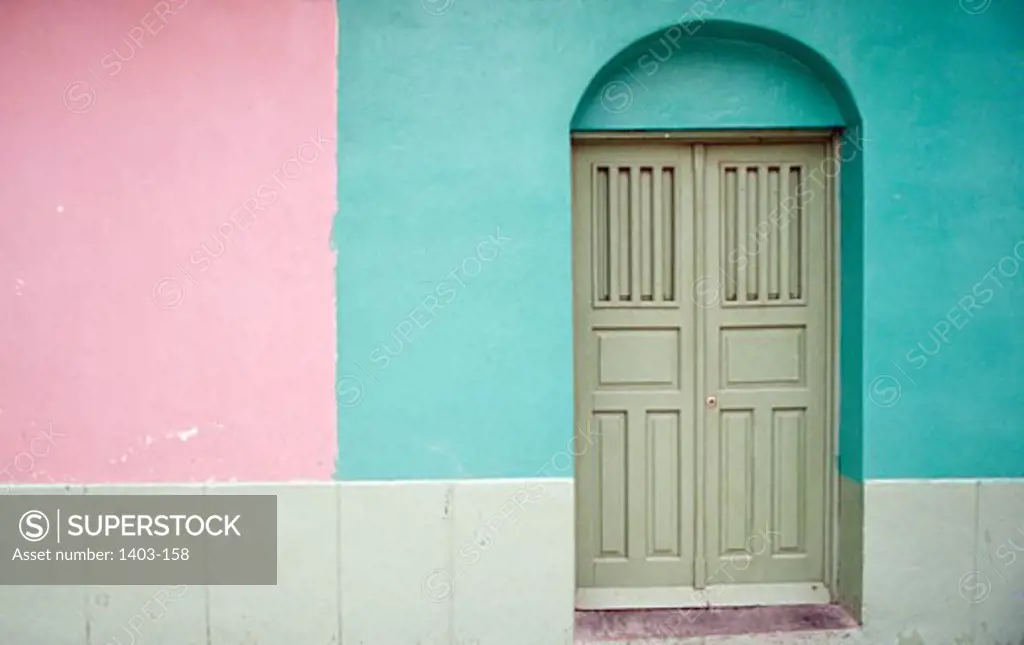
[336,0,1024,481]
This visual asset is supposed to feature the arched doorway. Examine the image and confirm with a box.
[570,22,864,613]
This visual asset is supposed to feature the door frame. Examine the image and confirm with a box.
[570,129,843,608]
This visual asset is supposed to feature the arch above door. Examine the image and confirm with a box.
[571,20,861,131]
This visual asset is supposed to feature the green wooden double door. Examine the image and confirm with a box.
[573,139,833,609]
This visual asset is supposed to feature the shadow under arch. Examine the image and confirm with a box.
[569,18,866,619]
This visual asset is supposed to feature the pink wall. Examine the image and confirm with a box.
[0,0,337,484]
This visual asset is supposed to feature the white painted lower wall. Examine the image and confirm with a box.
[339,478,575,645]
[860,479,1024,645]
[0,479,576,645]
[0,478,1021,645]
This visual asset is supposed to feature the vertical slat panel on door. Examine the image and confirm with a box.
[788,166,803,301]
[640,168,653,302]
[593,167,610,303]
[663,167,677,302]
[619,169,632,302]
[723,169,738,303]
[768,168,781,301]
[737,168,748,302]
[652,169,664,302]
[608,168,620,302]
[757,166,769,303]
[779,168,791,301]
[629,167,642,302]
[745,168,758,301]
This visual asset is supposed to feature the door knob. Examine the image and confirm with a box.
[706,396,717,409]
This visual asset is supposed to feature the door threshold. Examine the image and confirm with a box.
[576,583,830,610]
[574,604,858,642]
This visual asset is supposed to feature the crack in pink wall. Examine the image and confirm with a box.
[0,0,337,483]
